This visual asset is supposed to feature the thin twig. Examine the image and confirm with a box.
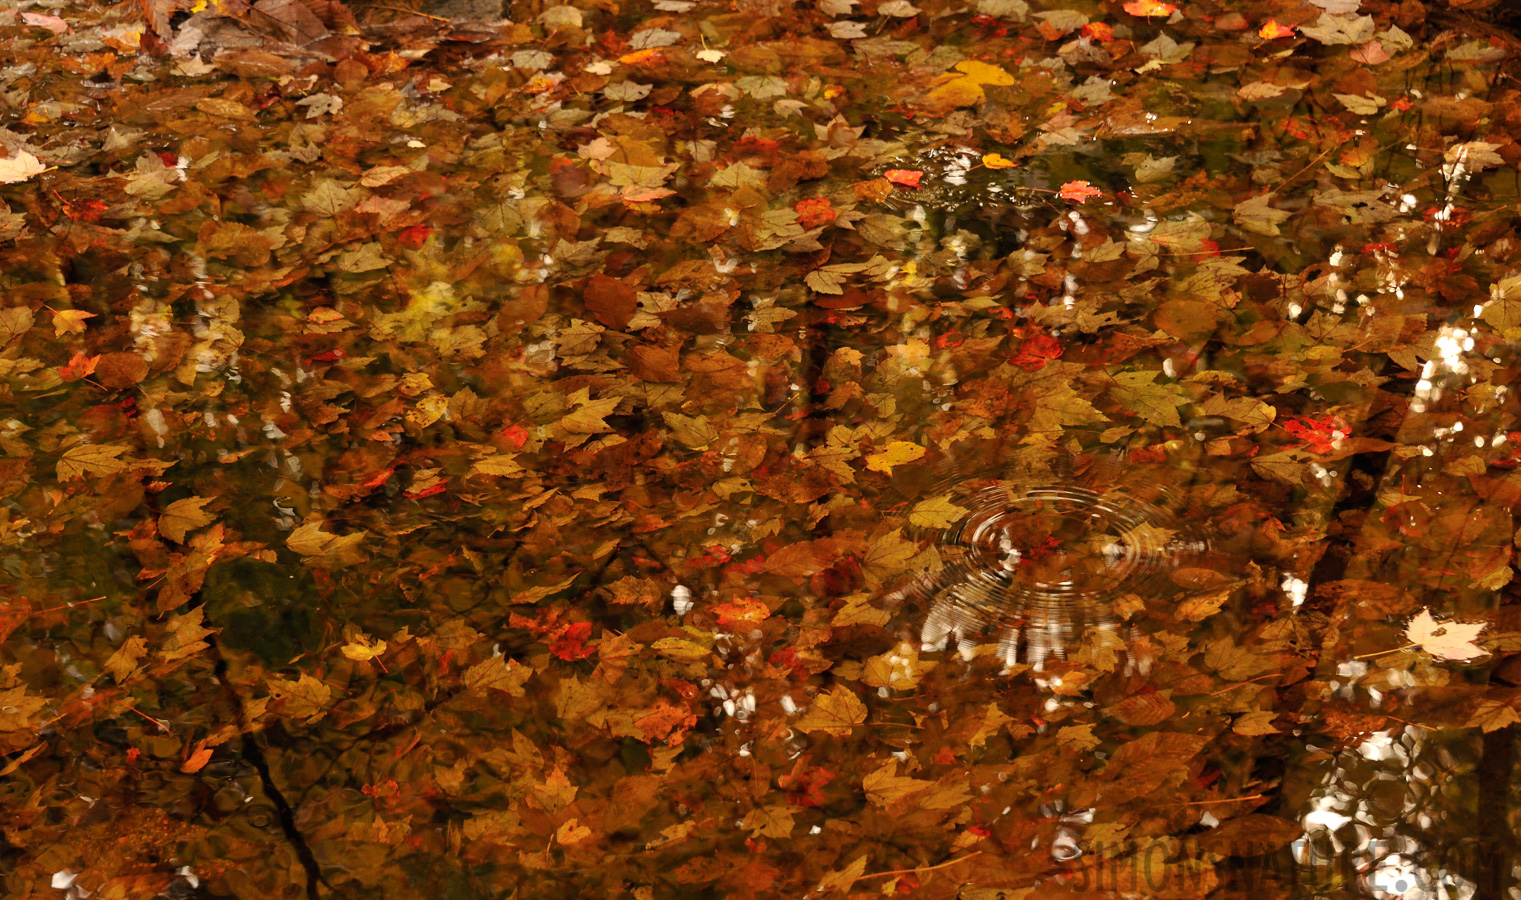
[861,850,984,880]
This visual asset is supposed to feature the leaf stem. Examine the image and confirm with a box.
[1352,642,1416,660]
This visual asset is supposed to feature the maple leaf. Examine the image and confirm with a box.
[0,150,47,185]
[883,169,923,189]
[1467,699,1521,733]
[1234,193,1290,236]
[711,596,770,626]
[795,687,867,737]
[267,673,333,724]
[909,494,970,529]
[52,309,96,337]
[1057,180,1102,202]
[1404,609,1487,661]
[341,634,388,662]
[1259,19,1295,39]
[159,496,214,544]
[461,655,535,695]
[864,441,926,475]
[793,197,837,229]
[550,622,596,660]
[981,153,1015,169]
[1012,333,1063,370]
[1122,0,1176,16]
[286,521,367,566]
[56,443,129,481]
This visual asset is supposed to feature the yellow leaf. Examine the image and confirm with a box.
[556,818,593,845]
[981,153,1016,169]
[864,441,926,475]
[406,394,448,429]
[1232,710,1279,736]
[561,395,622,434]
[741,804,796,838]
[909,494,969,529]
[652,637,711,661]
[832,593,891,627]
[921,75,988,109]
[52,309,96,337]
[470,453,523,477]
[954,59,1015,85]
[341,636,388,662]
[266,673,333,723]
[159,496,214,544]
[56,443,130,481]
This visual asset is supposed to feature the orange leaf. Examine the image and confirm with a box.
[884,169,923,189]
[981,153,1016,169]
[181,744,214,774]
[1058,180,1102,202]
[1259,19,1294,39]
[1082,21,1115,42]
[1122,0,1176,16]
[618,48,663,65]
[711,596,771,626]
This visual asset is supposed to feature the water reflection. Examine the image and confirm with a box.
[883,456,1210,671]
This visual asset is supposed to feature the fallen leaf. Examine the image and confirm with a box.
[795,687,867,737]
[1123,0,1175,16]
[341,635,388,662]
[181,744,214,774]
[1258,19,1294,39]
[981,153,1015,169]
[1234,193,1290,236]
[159,496,215,543]
[1405,609,1487,661]
[883,169,923,189]
[864,441,926,475]
[1058,180,1102,202]
[0,151,47,185]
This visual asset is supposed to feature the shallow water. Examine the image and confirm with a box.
[3,1,1521,898]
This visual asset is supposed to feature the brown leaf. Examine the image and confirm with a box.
[584,274,637,330]
[1112,691,1176,726]
[629,343,681,382]
[795,687,866,737]
[461,656,534,696]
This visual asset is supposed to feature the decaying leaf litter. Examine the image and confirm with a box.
[5,0,1521,897]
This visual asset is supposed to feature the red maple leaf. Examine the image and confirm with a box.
[398,224,433,249]
[1012,333,1063,370]
[1283,415,1348,454]
[884,169,923,189]
[1057,180,1102,202]
[550,621,596,661]
[793,197,837,229]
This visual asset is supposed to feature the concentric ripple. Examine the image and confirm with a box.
[884,469,1210,671]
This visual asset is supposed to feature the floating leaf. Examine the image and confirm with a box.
[1405,609,1487,661]
[1057,180,1102,202]
[864,441,926,475]
[795,687,867,737]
